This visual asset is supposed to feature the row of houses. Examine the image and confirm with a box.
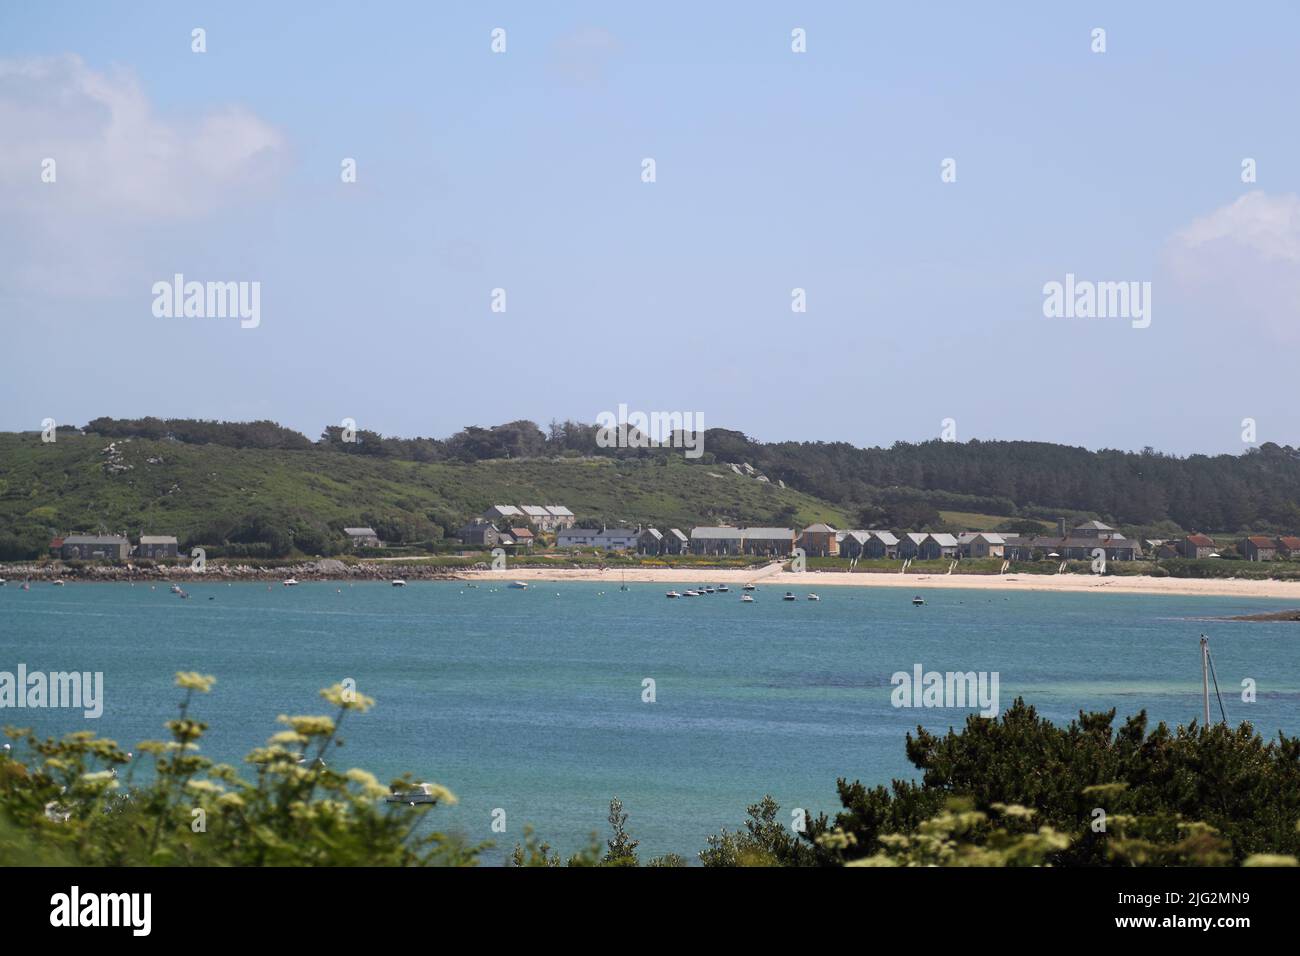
[480,505,576,532]
[1149,533,1300,562]
[51,534,178,561]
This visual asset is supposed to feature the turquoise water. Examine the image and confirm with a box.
[2,580,1298,863]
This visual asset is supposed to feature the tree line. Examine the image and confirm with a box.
[70,417,1300,533]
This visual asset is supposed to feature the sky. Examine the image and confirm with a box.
[1,1,1298,455]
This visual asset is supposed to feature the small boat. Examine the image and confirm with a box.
[666,590,681,599]
[783,592,796,601]
[170,584,184,594]
[741,594,755,603]
[683,589,700,597]
[385,783,442,805]
[807,593,820,601]
[282,578,300,587]
[0,579,5,587]
[20,581,30,591]
[716,585,729,593]
[912,595,925,606]
[177,589,190,599]
[742,583,757,591]
[391,579,407,587]
[51,579,65,587]
[508,581,529,590]
[703,586,715,594]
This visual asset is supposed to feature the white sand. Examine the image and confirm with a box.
[455,564,1300,600]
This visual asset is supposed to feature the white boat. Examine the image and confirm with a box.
[703,586,715,594]
[683,589,700,597]
[385,783,443,805]
[282,578,299,587]
[666,590,681,598]
[0,579,5,586]
[51,579,65,586]
[912,595,925,606]
[170,584,184,594]
[391,579,407,587]
[508,581,529,589]
[716,585,729,592]
[782,591,796,601]
[742,583,757,591]
[741,594,755,603]
[807,593,820,601]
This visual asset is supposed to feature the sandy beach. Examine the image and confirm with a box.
[456,564,1300,600]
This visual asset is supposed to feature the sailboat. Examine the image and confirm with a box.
[620,571,628,592]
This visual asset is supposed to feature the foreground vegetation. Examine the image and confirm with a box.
[3,677,1296,867]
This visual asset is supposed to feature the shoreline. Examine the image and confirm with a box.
[4,561,1300,600]
[451,566,1300,600]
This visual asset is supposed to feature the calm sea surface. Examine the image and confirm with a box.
[2,580,1298,862]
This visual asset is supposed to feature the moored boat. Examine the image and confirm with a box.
[912,595,925,606]
[282,578,299,587]
[391,579,407,587]
[666,590,681,598]
[807,593,820,601]
[741,594,755,603]
[508,581,529,590]
[782,591,796,601]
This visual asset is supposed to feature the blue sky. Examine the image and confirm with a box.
[2,1,1298,454]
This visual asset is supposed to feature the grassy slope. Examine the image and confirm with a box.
[0,434,851,539]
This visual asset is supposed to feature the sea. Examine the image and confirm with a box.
[2,579,1297,863]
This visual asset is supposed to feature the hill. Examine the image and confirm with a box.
[0,432,849,558]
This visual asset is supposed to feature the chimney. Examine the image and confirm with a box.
[1058,517,1066,537]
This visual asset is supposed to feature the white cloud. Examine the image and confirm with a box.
[1165,192,1300,342]
[0,54,286,219]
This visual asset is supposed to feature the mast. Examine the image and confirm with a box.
[1200,635,1210,727]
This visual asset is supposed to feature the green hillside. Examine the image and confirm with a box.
[0,433,849,557]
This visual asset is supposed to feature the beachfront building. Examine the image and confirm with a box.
[1277,536,1300,558]
[742,528,796,557]
[918,533,959,560]
[1182,534,1216,559]
[60,535,129,561]
[838,531,871,559]
[839,530,899,559]
[865,531,900,558]
[593,528,640,551]
[1241,536,1278,561]
[638,528,665,555]
[664,528,688,554]
[798,523,839,557]
[1071,520,1117,538]
[544,506,576,530]
[957,532,1005,559]
[137,535,179,559]
[344,527,382,549]
[519,505,557,530]
[458,521,506,547]
[1001,533,1141,562]
[509,527,534,549]
[898,533,928,560]
[482,505,524,523]
[691,527,744,556]
[556,527,601,548]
